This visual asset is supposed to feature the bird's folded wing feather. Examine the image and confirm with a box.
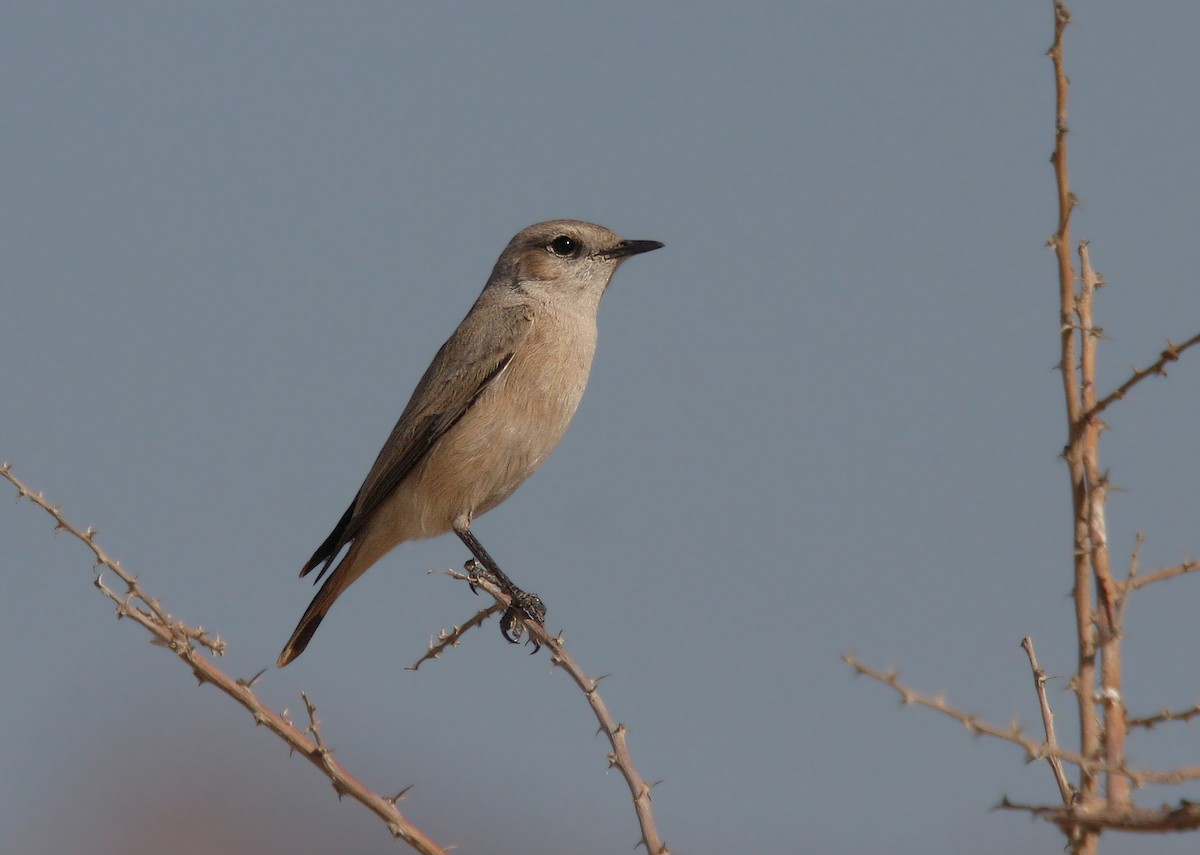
[301,303,534,581]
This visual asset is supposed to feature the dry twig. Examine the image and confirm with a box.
[845,4,1200,849]
[4,461,671,854]
[2,463,446,855]
[429,568,671,855]
[1021,636,1073,805]
[1047,6,1102,827]
[406,582,504,671]
[843,653,1200,788]
[1076,241,1128,809]
[996,796,1200,834]
[1127,703,1200,731]
[1121,560,1200,594]
[1078,331,1200,426]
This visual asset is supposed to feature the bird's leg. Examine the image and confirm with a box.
[453,525,547,648]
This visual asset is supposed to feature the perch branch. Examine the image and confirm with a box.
[436,567,671,855]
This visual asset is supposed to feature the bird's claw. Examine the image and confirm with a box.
[499,591,546,653]
[465,558,488,595]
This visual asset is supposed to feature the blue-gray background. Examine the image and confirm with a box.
[4,4,1199,854]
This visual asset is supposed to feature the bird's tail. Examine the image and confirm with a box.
[277,543,365,667]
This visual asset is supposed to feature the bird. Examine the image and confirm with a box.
[276,220,663,667]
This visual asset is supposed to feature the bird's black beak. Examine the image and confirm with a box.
[605,239,665,260]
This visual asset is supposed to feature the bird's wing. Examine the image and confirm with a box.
[301,303,535,582]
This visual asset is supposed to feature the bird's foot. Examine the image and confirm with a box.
[500,591,547,652]
[463,559,546,651]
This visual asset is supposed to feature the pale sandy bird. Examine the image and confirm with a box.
[277,220,663,666]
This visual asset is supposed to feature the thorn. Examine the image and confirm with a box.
[386,784,415,805]
[237,668,268,689]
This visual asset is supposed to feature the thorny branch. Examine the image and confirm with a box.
[1,463,449,855]
[842,654,1200,787]
[1073,331,1200,432]
[845,654,1094,771]
[1122,560,1200,594]
[1127,703,1200,731]
[1076,241,1128,811]
[996,797,1200,834]
[406,584,504,671]
[422,567,672,855]
[843,2,1200,850]
[1021,636,1073,805]
[4,462,671,854]
[1047,3,1102,827]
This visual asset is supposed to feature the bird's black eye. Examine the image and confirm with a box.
[549,235,578,257]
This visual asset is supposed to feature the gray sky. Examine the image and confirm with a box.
[4,3,1200,854]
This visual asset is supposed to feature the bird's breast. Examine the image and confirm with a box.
[411,308,599,527]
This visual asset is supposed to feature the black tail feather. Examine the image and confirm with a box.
[301,499,355,582]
